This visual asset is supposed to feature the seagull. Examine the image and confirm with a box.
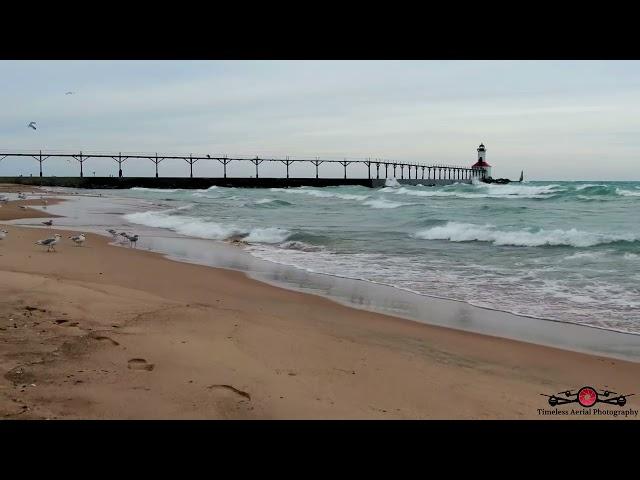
[28,122,37,130]
[206,154,211,158]
[68,233,86,246]
[36,234,61,252]
[0,230,8,240]
[18,193,27,200]
[106,229,118,237]
[42,220,53,227]
[65,91,75,95]
[126,234,139,248]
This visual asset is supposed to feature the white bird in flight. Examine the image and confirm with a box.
[28,122,37,130]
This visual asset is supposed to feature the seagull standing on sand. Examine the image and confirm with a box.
[0,230,8,241]
[126,234,139,248]
[36,234,61,252]
[68,233,86,246]
[118,232,131,245]
[27,122,37,130]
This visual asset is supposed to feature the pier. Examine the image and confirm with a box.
[0,150,483,188]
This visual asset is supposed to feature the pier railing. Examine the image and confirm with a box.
[0,150,484,181]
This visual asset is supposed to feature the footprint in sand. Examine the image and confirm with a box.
[90,334,120,346]
[128,358,154,371]
[207,384,251,401]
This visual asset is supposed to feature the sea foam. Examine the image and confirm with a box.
[414,222,640,247]
[124,210,291,244]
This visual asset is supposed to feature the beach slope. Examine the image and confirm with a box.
[1,198,639,419]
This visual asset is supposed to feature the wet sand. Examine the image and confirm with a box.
[1,190,639,419]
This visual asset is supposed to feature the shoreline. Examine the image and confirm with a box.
[7,189,640,362]
[2,190,640,419]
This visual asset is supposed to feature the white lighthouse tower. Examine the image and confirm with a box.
[471,143,492,179]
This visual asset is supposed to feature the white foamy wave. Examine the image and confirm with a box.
[125,211,241,239]
[623,253,639,260]
[124,210,290,244]
[389,185,558,200]
[193,186,219,192]
[563,251,605,261]
[576,195,607,201]
[617,188,640,197]
[575,184,606,190]
[243,227,291,244]
[271,188,369,201]
[414,222,640,247]
[385,177,401,187]
[130,187,179,193]
[255,198,276,204]
[363,198,408,209]
[278,240,323,252]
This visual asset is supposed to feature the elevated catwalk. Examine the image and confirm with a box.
[0,177,471,189]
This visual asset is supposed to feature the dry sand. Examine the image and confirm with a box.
[1,188,639,419]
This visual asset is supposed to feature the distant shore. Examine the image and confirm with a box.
[1,185,639,419]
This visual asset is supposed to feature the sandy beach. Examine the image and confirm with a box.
[1,187,639,419]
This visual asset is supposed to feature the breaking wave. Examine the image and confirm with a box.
[363,198,409,209]
[270,187,370,201]
[130,187,179,193]
[414,222,640,247]
[124,210,291,244]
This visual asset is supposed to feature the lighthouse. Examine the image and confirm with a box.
[471,143,492,179]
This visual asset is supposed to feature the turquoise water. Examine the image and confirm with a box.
[118,181,640,334]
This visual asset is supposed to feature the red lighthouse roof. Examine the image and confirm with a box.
[472,159,491,168]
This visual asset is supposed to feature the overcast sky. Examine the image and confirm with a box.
[0,60,639,180]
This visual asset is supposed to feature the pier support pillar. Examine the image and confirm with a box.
[112,153,128,178]
[72,151,90,178]
[376,162,380,179]
[32,150,49,178]
[150,153,164,178]
[339,159,350,179]
[281,157,294,178]
[251,157,264,178]
[311,159,323,179]
[185,154,198,178]
[217,157,231,178]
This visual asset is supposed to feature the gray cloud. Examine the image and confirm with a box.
[1,60,639,180]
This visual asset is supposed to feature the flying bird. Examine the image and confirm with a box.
[65,91,75,95]
[36,234,61,252]
[28,122,37,130]
[68,233,86,246]
[42,220,53,227]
